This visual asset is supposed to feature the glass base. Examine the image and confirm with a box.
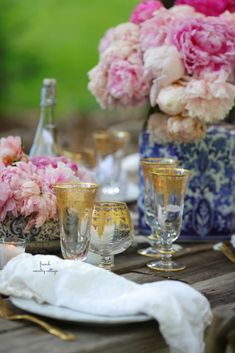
[147,260,186,272]
[99,255,114,271]
[137,246,160,258]
[148,236,183,252]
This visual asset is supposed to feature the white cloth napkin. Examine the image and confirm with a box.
[0,253,212,353]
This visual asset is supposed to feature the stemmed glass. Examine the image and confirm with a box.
[138,158,179,257]
[54,182,98,261]
[90,202,132,270]
[147,168,191,272]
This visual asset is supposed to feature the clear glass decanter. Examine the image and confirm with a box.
[29,78,58,157]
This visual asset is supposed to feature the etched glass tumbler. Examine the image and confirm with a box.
[138,158,178,258]
[90,202,132,270]
[54,182,98,261]
[147,168,191,272]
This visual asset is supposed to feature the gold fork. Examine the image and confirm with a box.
[0,299,76,341]
[220,243,235,264]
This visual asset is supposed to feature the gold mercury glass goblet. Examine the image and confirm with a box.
[138,158,179,257]
[147,168,191,272]
[90,202,133,270]
[54,182,98,261]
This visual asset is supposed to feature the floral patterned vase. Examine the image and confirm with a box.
[0,215,60,254]
[138,124,235,241]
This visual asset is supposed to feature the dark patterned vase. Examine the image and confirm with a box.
[138,124,235,241]
[0,215,60,254]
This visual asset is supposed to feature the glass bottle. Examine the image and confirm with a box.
[29,78,58,157]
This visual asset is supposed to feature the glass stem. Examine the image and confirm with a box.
[160,241,173,267]
[99,255,114,270]
[149,227,160,248]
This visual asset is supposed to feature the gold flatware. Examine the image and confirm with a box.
[216,243,235,264]
[0,299,76,341]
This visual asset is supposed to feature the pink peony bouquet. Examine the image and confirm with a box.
[0,136,92,230]
[88,0,235,142]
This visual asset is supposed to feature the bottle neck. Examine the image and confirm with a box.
[40,104,55,126]
[40,83,56,126]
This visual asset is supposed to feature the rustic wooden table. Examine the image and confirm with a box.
[0,243,234,353]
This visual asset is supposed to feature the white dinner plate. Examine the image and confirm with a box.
[10,297,151,325]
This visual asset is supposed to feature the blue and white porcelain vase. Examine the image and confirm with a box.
[0,215,60,254]
[138,124,235,241]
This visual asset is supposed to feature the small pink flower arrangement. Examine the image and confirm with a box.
[0,136,91,230]
[88,0,235,142]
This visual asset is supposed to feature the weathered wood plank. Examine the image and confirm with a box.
[120,247,235,287]
[0,243,234,353]
[0,320,166,353]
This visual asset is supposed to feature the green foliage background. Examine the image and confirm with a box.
[0,0,138,117]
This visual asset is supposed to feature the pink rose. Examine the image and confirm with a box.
[171,17,235,75]
[130,0,163,25]
[174,0,234,16]
[0,136,23,166]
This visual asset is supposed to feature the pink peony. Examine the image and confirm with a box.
[37,162,79,191]
[171,17,235,75]
[156,83,186,115]
[143,45,185,105]
[140,8,175,51]
[183,71,235,123]
[0,177,16,221]
[107,59,149,106]
[220,10,235,25]
[174,0,234,16]
[31,156,78,174]
[0,136,23,166]
[167,115,206,142]
[130,0,163,25]
[169,4,204,17]
[88,41,149,109]
[99,23,140,53]
[147,112,171,143]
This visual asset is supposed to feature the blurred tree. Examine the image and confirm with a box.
[0,0,140,117]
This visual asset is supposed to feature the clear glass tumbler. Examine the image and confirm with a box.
[54,182,98,261]
[93,130,130,200]
[0,237,26,269]
[90,202,133,270]
[147,168,191,272]
[138,158,178,258]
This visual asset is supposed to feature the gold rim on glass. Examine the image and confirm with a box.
[151,168,192,177]
[54,182,98,190]
[141,157,179,165]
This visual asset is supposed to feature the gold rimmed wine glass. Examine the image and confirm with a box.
[90,202,132,270]
[54,182,98,261]
[138,157,179,258]
[147,168,191,272]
